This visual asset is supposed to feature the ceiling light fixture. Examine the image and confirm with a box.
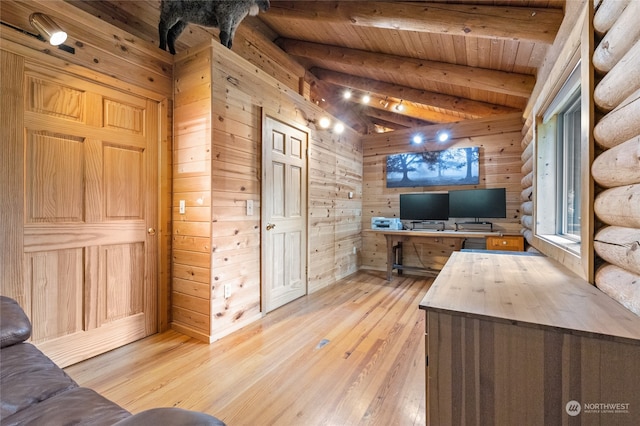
[438,131,450,142]
[395,100,404,112]
[318,117,331,129]
[333,122,345,134]
[29,13,67,46]
[411,135,423,144]
[362,94,370,104]
[343,90,352,100]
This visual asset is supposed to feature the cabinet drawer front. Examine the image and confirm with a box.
[486,236,524,251]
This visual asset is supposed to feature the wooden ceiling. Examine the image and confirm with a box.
[66,0,565,133]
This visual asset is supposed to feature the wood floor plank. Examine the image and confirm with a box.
[65,270,431,425]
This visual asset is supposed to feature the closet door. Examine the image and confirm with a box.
[21,63,159,367]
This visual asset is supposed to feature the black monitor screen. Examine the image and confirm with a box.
[448,188,506,219]
[399,193,449,221]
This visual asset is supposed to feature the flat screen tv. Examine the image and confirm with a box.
[399,193,449,222]
[448,188,506,220]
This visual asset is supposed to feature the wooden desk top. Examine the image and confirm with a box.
[372,229,504,238]
[419,251,640,344]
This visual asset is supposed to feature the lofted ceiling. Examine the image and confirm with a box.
[65,0,565,133]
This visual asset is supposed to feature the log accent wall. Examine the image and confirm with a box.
[522,0,639,316]
[172,41,362,342]
[360,113,524,273]
[591,1,640,316]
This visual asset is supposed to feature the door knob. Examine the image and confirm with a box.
[148,227,156,235]
[266,223,276,231]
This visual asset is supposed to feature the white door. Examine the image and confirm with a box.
[262,114,308,312]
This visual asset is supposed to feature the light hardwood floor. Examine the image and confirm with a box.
[64,270,432,425]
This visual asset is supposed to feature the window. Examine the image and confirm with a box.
[536,63,582,252]
[557,93,581,240]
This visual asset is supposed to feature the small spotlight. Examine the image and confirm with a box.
[412,135,423,144]
[334,122,345,134]
[318,117,331,129]
[362,94,370,104]
[29,13,67,46]
[395,100,404,112]
[438,132,450,142]
[343,90,352,100]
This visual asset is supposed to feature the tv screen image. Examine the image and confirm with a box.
[399,193,449,222]
[448,188,506,220]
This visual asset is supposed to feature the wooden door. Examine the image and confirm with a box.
[21,64,158,367]
[262,115,308,312]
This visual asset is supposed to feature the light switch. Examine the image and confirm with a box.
[179,200,186,214]
[246,199,254,216]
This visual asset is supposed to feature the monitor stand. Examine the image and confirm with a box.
[410,221,445,231]
[454,220,493,232]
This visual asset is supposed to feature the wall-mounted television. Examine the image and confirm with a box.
[399,193,449,222]
[448,188,506,220]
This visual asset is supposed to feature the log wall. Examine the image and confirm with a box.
[360,113,524,273]
[172,41,362,342]
[522,0,640,316]
[591,1,640,316]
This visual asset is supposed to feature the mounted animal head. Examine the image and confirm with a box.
[159,0,270,54]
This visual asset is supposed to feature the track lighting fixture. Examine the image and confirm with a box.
[395,100,404,112]
[318,117,331,129]
[29,13,67,46]
[343,90,352,100]
[362,94,370,104]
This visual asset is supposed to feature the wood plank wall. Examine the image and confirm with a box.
[171,41,362,342]
[360,113,524,273]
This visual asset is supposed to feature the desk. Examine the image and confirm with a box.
[378,230,502,280]
[419,252,640,424]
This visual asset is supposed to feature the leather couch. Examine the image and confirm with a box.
[0,296,225,425]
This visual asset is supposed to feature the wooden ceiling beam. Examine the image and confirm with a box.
[359,94,461,124]
[363,109,434,129]
[278,39,535,98]
[267,1,562,45]
[312,68,520,119]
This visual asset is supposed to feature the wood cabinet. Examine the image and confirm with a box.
[420,252,640,425]
[485,234,524,251]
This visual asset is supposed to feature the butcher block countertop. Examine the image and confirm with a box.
[419,251,640,345]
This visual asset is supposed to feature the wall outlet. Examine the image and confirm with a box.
[179,200,186,214]
[224,284,231,299]
[353,246,357,254]
[246,199,254,216]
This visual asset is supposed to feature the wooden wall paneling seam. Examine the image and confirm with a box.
[580,0,595,283]
[0,50,25,307]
